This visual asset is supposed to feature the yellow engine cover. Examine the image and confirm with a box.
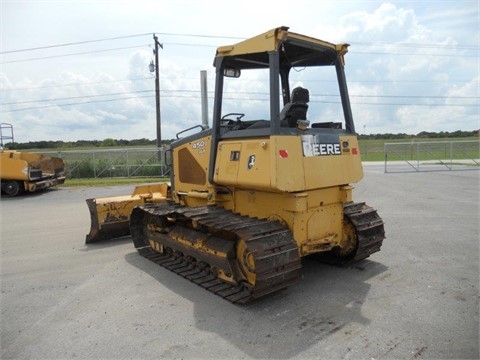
[170,132,364,256]
[214,134,363,192]
[213,134,363,256]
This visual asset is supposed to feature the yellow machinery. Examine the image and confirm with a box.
[86,26,385,303]
[1,147,65,197]
[1,123,66,197]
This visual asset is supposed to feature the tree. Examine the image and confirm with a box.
[101,138,117,147]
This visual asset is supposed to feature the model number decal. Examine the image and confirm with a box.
[192,141,206,149]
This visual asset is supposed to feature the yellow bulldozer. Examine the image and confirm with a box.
[85,26,385,303]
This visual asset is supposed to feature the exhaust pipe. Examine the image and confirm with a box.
[200,70,209,129]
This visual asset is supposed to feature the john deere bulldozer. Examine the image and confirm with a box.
[86,26,385,303]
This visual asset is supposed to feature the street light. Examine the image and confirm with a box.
[149,34,163,148]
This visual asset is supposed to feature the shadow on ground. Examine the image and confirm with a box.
[125,251,387,359]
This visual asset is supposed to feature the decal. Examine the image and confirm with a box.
[279,150,288,158]
[230,151,240,161]
[247,155,256,170]
[192,140,207,154]
[302,135,341,157]
[192,141,206,149]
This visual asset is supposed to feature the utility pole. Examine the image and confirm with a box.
[152,34,163,148]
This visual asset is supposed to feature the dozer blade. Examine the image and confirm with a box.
[85,183,169,243]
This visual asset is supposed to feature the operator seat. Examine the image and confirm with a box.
[280,87,309,127]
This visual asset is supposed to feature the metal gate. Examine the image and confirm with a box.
[384,140,480,173]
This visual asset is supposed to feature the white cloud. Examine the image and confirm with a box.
[1,1,478,142]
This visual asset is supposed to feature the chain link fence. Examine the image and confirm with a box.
[38,141,480,177]
[42,147,169,179]
[384,140,480,173]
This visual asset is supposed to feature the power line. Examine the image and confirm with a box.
[2,89,478,107]
[349,41,479,50]
[1,90,154,105]
[0,33,152,54]
[164,42,478,57]
[350,50,478,58]
[327,94,479,99]
[1,77,152,91]
[2,77,472,93]
[2,31,477,55]
[2,46,475,64]
[2,36,478,65]
[153,32,244,41]
[2,94,477,113]
[1,44,150,64]
[0,32,244,55]
[1,94,154,112]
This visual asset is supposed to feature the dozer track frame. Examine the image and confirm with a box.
[129,201,384,303]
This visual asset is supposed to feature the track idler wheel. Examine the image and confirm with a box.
[236,239,257,287]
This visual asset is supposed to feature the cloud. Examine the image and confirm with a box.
[339,3,418,41]
[1,1,478,142]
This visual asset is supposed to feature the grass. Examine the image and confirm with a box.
[62,177,169,187]
[359,137,479,161]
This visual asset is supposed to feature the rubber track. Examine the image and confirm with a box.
[344,202,385,262]
[316,201,385,266]
[131,203,302,304]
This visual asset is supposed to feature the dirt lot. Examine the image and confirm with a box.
[1,164,478,359]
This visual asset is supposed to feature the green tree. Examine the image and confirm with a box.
[101,138,117,147]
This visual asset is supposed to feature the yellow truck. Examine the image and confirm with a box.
[0,125,66,196]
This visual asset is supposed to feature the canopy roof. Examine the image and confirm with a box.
[215,26,349,69]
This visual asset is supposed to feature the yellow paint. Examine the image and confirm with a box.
[149,240,164,253]
[93,183,169,226]
[215,27,348,63]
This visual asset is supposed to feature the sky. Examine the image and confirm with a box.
[0,0,479,143]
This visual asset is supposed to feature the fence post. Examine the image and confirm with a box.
[93,152,96,178]
[384,143,387,173]
[416,143,420,171]
[127,150,130,178]
[449,142,453,170]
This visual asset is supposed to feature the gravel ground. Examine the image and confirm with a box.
[1,164,478,359]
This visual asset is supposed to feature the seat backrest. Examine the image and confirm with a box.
[291,87,309,103]
[280,87,309,127]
